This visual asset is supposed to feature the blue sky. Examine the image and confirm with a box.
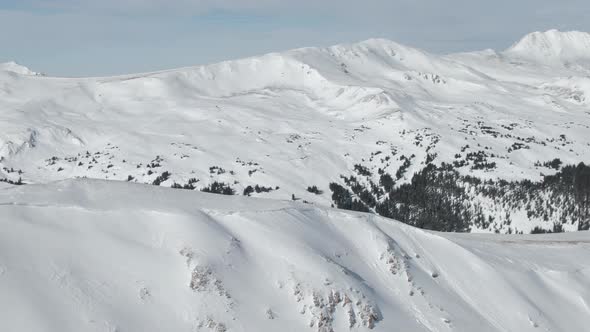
[1,0,589,76]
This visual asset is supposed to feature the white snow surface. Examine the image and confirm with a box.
[0,179,589,332]
[505,29,590,62]
[1,31,589,203]
[1,31,590,234]
[2,30,590,332]
[0,61,38,76]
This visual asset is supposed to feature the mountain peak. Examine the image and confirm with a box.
[505,29,590,61]
[287,37,424,59]
[0,61,37,75]
[332,37,426,54]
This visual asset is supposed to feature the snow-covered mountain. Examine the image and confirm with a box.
[505,29,590,63]
[1,179,589,332]
[1,30,589,233]
[1,30,590,332]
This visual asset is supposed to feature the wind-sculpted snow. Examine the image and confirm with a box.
[0,179,588,331]
[0,30,589,233]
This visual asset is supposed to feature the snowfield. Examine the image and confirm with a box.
[0,179,589,332]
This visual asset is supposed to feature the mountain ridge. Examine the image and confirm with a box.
[0,29,589,234]
[5,30,589,79]
[505,29,590,61]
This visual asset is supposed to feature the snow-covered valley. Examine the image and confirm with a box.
[1,179,589,332]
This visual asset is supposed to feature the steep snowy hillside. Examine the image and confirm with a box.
[1,30,589,233]
[1,179,589,332]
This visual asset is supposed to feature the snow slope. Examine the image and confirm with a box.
[0,179,589,332]
[0,29,589,233]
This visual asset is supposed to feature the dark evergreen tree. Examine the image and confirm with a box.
[307,186,323,195]
[201,182,235,195]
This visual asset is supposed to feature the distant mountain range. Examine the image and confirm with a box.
[1,30,589,233]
